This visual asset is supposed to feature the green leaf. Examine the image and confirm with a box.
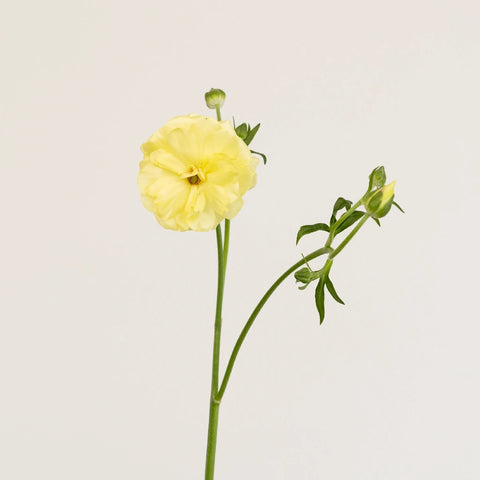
[335,211,365,235]
[393,201,405,213]
[372,217,381,227]
[315,276,327,324]
[330,197,352,225]
[325,276,345,305]
[243,123,260,146]
[250,149,267,164]
[296,223,330,244]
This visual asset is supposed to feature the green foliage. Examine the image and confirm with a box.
[325,276,344,305]
[315,275,327,324]
[243,123,260,146]
[250,150,267,165]
[234,122,259,146]
[335,211,365,235]
[296,223,330,245]
[294,166,402,325]
[330,197,352,225]
[393,201,405,213]
[233,121,267,164]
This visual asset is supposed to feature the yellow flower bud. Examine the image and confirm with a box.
[363,181,396,218]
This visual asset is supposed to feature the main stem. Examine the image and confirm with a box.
[205,223,228,479]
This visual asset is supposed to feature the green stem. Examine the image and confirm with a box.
[215,105,222,122]
[205,224,227,480]
[325,200,362,248]
[329,215,369,259]
[223,220,230,271]
[215,246,332,401]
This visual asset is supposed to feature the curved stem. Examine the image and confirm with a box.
[205,225,226,480]
[215,247,332,401]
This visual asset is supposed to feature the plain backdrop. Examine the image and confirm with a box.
[1,0,479,479]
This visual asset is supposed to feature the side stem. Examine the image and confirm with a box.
[215,246,332,401]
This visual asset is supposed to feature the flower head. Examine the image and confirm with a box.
[138,114,258,231]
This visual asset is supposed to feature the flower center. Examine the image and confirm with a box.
[188,175,200,185]
[181,165,205,186]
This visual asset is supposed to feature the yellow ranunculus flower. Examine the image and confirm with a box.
[138,114,258,232]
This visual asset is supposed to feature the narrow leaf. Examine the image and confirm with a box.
[315,276,326,324]
[335,211,365,235]
[250,149,267,164]
[393,201,405,213]
[244,123,260,146]
[330,197,352,225]
[326,277,345,305]
[372,217,381,227]
[296,223,330,244]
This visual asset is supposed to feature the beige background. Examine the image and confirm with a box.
[1,0,479,478]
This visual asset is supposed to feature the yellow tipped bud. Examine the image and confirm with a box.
[363,181,396,218]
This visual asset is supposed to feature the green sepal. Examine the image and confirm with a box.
[330,197,352,225]
[235,123,248,140]
[335,211,365,235]
[251,149,267,165]
[372,217,381,227]
[325,276,345,305]
[243,123,260,146]
[393,201,405,213]
[315,275,326,324]
[296,223,330,244]
[368,166,386,191]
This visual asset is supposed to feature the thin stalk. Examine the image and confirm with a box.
[205,224,227,480]
[216,247,332,401]
[215,105,222,122]
[329,215,369,259]
[223,220,230,271]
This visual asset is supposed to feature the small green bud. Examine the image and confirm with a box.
[368,166,386,190]
[205,88,226,109]
[235,123,248,140]
[363,181,396,218]
[295,268,313,284]
[294,267,321,288]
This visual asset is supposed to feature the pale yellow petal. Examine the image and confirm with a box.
[137,114,258,232]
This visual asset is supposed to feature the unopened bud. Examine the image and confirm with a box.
[363,181,396,219]
[294,267,321,287]
[368,166,386,190]
[235,123,248,139]
[205,88,226,109]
